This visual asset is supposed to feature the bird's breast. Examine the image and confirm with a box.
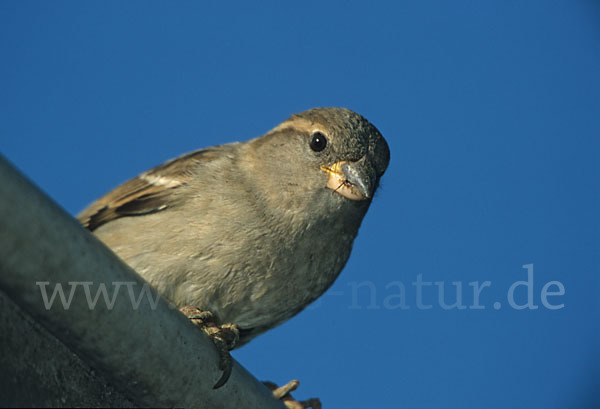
[202,210,359,333]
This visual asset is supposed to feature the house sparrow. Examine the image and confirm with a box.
[78,107,390,400]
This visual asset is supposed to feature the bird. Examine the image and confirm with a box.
[78,107,390,400]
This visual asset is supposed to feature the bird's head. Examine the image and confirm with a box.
[242,107,390,223]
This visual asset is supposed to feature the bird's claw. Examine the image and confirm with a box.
[179,306,239,389]
[180,306,320,407]
[264,379,322,409]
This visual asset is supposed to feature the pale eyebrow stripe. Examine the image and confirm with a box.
[267,117,327,135]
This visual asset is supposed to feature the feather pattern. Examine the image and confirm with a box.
[79,148,219,231]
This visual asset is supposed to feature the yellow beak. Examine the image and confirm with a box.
[320,161,372,201]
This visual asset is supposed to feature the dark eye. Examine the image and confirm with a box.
[309,131,327,152]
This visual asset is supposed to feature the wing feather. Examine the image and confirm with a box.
[78,148,219,231]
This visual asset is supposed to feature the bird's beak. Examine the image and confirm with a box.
[321,157,376,201]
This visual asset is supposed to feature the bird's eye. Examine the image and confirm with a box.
[309,131,327,152]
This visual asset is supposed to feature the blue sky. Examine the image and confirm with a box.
[1,1,598,408]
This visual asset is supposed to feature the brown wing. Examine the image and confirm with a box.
[78,148,219,231]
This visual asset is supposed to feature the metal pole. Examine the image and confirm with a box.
[0,155,284,409]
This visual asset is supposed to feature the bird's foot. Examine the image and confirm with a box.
[179,306,239,389]
[264,379,322,409]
